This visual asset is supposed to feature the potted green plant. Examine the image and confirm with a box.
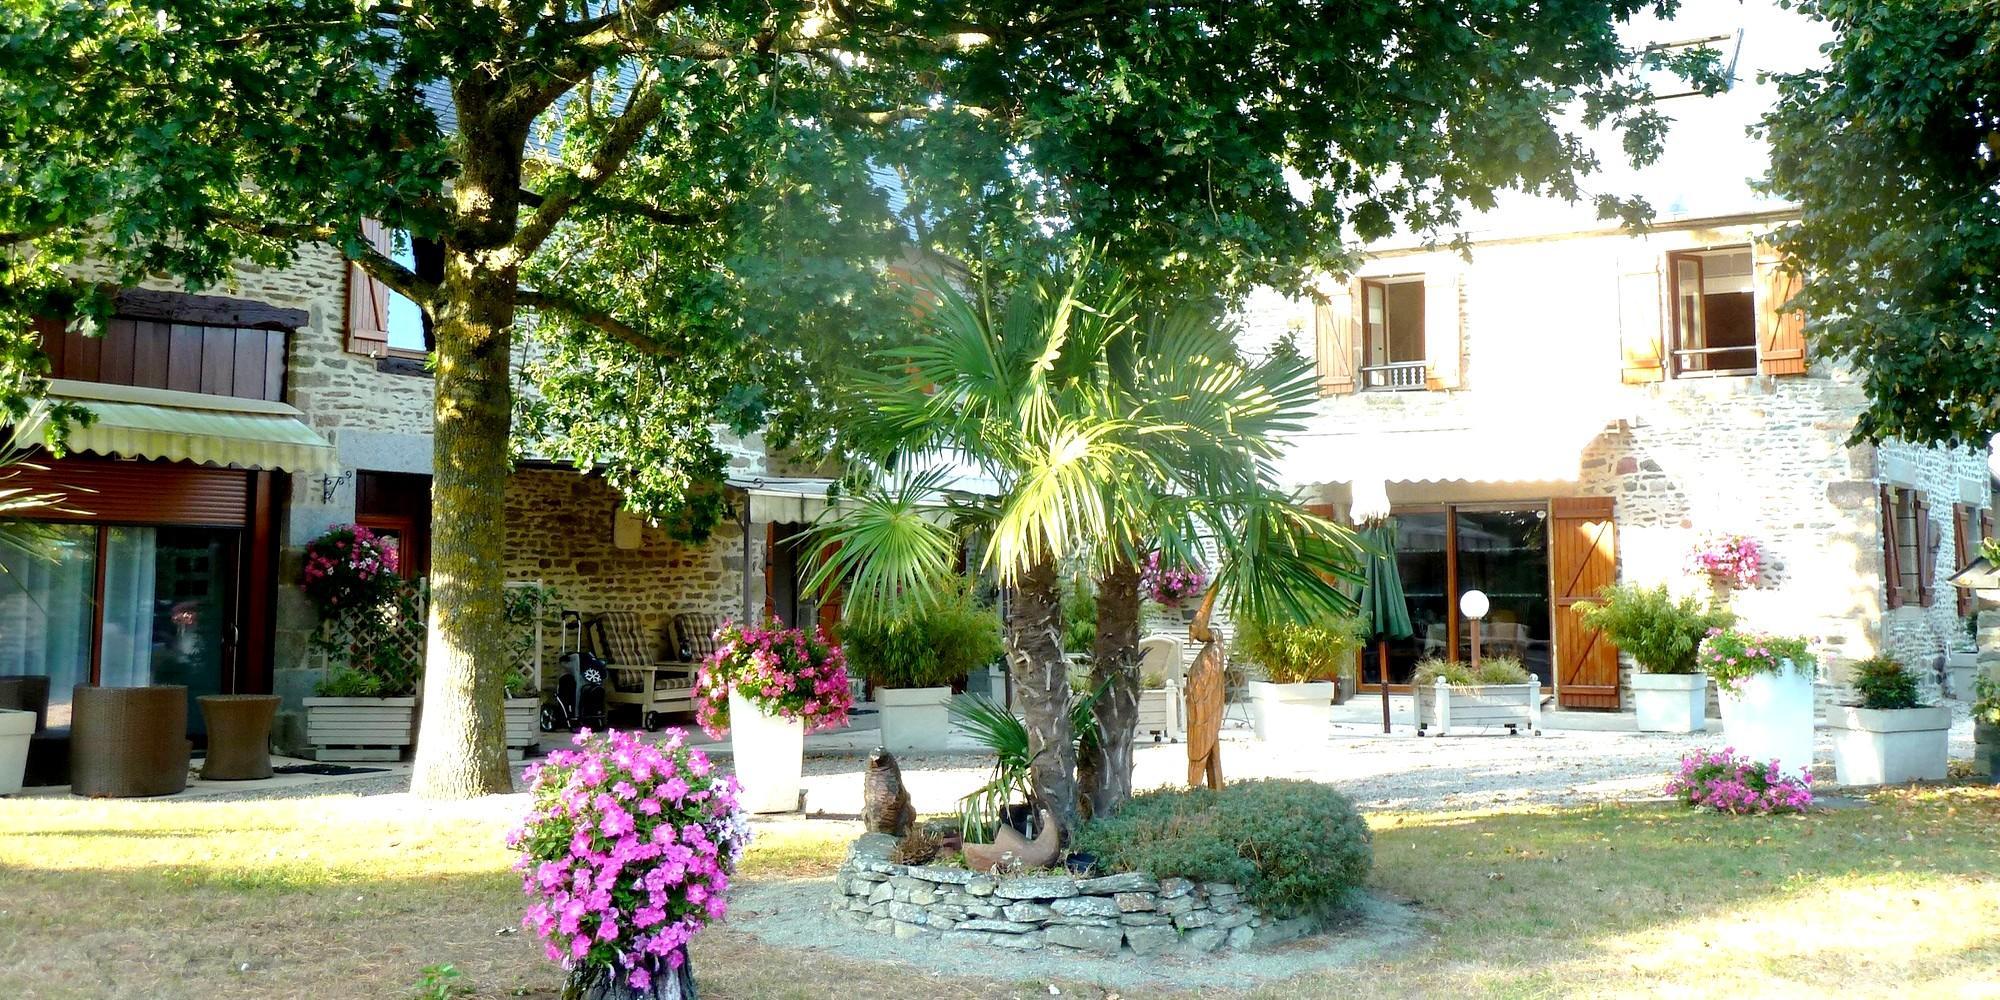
[1411,657,1540,736]
[1576,584,1734,733]
[1826,656,1949,786]
[300,526,423,762]
[1234,614,1364,747]
[842,579,1004,752]
[1699,628,1817,779]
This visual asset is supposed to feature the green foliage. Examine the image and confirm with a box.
[409,964,469,1000]
[315,667,387,699]
[948,690,1099,844]
[1758,1,2000,448]
[1073,780,1374,919]
[1575,585,1735,675]
[311,577,425,698]
[1974,672,2000,726]
[1061,575,1098,657]
[1233,614,1366,685]
[501,584,559,699]
[839,578,1003,689]
[1412,657,1531,687]
[1850,656,1923,711]
[1698,629,1816,695]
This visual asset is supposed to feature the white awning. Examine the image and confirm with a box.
[727,453,1001,524]
[1276,418,1615,491]
[29,379,338,474]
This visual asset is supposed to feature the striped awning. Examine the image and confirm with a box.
[31,379,338,474]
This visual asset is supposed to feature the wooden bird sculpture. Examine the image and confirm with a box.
[961,807,1060,873]
[862,746,915,837]
[1185,588,1225,791]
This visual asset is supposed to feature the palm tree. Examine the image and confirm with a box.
[807,254,1358,832]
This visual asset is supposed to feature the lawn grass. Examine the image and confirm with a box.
[1,785,1995,998]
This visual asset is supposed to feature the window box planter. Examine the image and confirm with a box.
[505,697,542,761]
[877,686,953,752]
[1415,679,1541,736]
[1135,685,1184,743]
[1248,680,1333,746]
[1827,705,1950,786]
[1945,652,1980,701]
[728,690,803,813]
[0,708,34,795]
[303,696,418,762]
[1632,673,1708,733]
[1715,659,1814,779]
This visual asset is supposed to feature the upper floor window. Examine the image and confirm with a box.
[1667,246,1756,378]
[1359,276,1426,391]
[1314,269,1461,396]
[384,235,429,354]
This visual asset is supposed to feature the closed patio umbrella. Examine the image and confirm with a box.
[1357,520,1413,734]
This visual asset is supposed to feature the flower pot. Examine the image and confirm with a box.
[1945,652,1979,701]
[1135,685,1184,742]
[1414,680,1541,735]
[303,696,418,762]
[1827,705,1950,786]
[728,690,804,813]
[505,697,542,761]
[1632,673,1708,733]
[0,708,34,795]
[877,686,953,752]
[1248,680,1333,746]
[1715,659,1814,778]
[1973,721,2000,780]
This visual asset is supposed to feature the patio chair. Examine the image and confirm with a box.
[587,612,696,730]
[70,684,190,798]
[1135,635,1187,742]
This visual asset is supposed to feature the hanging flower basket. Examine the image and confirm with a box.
[1686,533,1763,588]
[1140,552,1207,608]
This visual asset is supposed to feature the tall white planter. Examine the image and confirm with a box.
[877,686,953,752]
[1716,660,1815,778]
[1632,673,1708,733]
[1944,652,1979,701]
[1827,706,1950,786]
[0,708,33,796]
[1248,680,1332,747]
[728,690,804,813]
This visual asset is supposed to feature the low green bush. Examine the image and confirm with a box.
[1411,656,1529,686]
[1575,584,1734,675]
[1073,779,1373,919]
[1850,655,1922,710]
[841,578,1004,689]
[1232,614,1366,684]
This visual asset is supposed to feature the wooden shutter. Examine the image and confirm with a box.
[1423,271,1463,390]
[1881,485,1904,610]
[1552,496,1620,709]
[345,219,395,358]
[1753,242,1807,376]
[1314,284,1357,396]
[1915,492,1936,607]
[1617,253,1665,383]
[1956,503,1976,615]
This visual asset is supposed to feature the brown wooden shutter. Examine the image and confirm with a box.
[1754,242,1807,376]
[1314,284,1357,396]
[1881,486,1904,609]
[1916,492,1936,607]
[1552,496,1620,709]
[1617,254,1665,383]
[345,219,395,358]
[1955,503,1975,615]
[1423,271,1463,390]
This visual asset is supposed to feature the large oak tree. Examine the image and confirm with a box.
[0,1,1713,798]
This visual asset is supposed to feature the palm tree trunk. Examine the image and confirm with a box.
[1008,553,1079,836]
[1085,555,1142,817]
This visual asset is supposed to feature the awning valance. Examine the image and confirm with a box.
[1276,418,1615,491]
[32,379,338,474]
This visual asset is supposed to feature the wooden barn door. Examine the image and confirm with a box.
[1552,496,1620,709]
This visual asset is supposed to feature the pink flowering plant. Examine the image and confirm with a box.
[1666,747,1813,814]
[1140,551,1208,604]
[1697,627,1814,694]
[693,618,852,738]
[509,729,751,998]
[300,524,400,614]
[1686,532,1763,588]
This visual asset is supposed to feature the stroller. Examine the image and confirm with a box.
[540,611,608,732]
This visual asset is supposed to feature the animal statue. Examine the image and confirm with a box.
[862,746,916,837]
[1185,590,1225,790]
[961,807,1060,873]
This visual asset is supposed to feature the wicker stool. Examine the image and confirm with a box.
[70,685,190,798]
[198,694,279,780]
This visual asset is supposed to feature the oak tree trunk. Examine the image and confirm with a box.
[1084,555,1142,818]
[410,107,527,799]
[1007,553,1079,837]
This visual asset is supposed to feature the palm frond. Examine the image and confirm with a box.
[800,472,960,621]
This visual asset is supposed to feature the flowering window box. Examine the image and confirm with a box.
[1415,679,1541,736]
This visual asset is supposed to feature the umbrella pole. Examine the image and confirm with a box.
[1378,641,1391,734]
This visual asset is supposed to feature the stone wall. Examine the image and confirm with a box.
[832,834,1320,957]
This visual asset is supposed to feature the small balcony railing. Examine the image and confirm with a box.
[1360,361,1428,391]
[1670,345,1758,379]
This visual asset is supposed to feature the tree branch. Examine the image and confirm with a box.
[512,83,669,256]
[516,287,675,359]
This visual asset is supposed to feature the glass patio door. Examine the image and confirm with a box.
[0,523,99,728]
[1369,504,1553,690]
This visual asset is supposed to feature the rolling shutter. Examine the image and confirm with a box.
[1314,284,1357,396]
[1424,271,1463,390]
[345,219,395,358]
[1552,496,1620,709]
[1754,241,1807,376]
[1617,253,1665,383]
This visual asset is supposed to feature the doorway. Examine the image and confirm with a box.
[1363,503,1553,691]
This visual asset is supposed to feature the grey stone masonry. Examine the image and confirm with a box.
[831,835,1319,957]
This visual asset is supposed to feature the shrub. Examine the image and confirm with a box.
[840,578,1004,689]
[1232,614,1366,684]
[311,576,425,698]
[1411,656,1529,686]
[1973,672,2000,726]
[1575,584,1734,674]
[693,618,852,737]
[1665,747,1813,814]
[1073,779,1372,919]
[1698,628,1815,694]
[1849,655,1921,710]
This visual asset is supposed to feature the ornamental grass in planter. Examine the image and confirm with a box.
[1410,657,1539,735]
[1828,656,1949,786]
[1576,584,1734,733]
[1234,614,1364,746]
[840,579,1002,752]
[1700,628,1817,779]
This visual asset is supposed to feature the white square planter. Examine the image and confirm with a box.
[303,696,418,762]
[1632,673,1707,733]
[0,708,34,796]
[1716,660,1815,779]
[1248,680,1333,747]
[1135,685,1184,742]
[1414,680,1541,736]
[505,697,542,761]
[877,686,953,752]
[1944,652,1980,701]
[1828,706,1950,786]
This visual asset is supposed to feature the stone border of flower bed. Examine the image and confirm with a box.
[830,834,1320,957]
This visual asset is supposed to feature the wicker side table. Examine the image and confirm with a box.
[198,694,280,780]
[70,685,190,798]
